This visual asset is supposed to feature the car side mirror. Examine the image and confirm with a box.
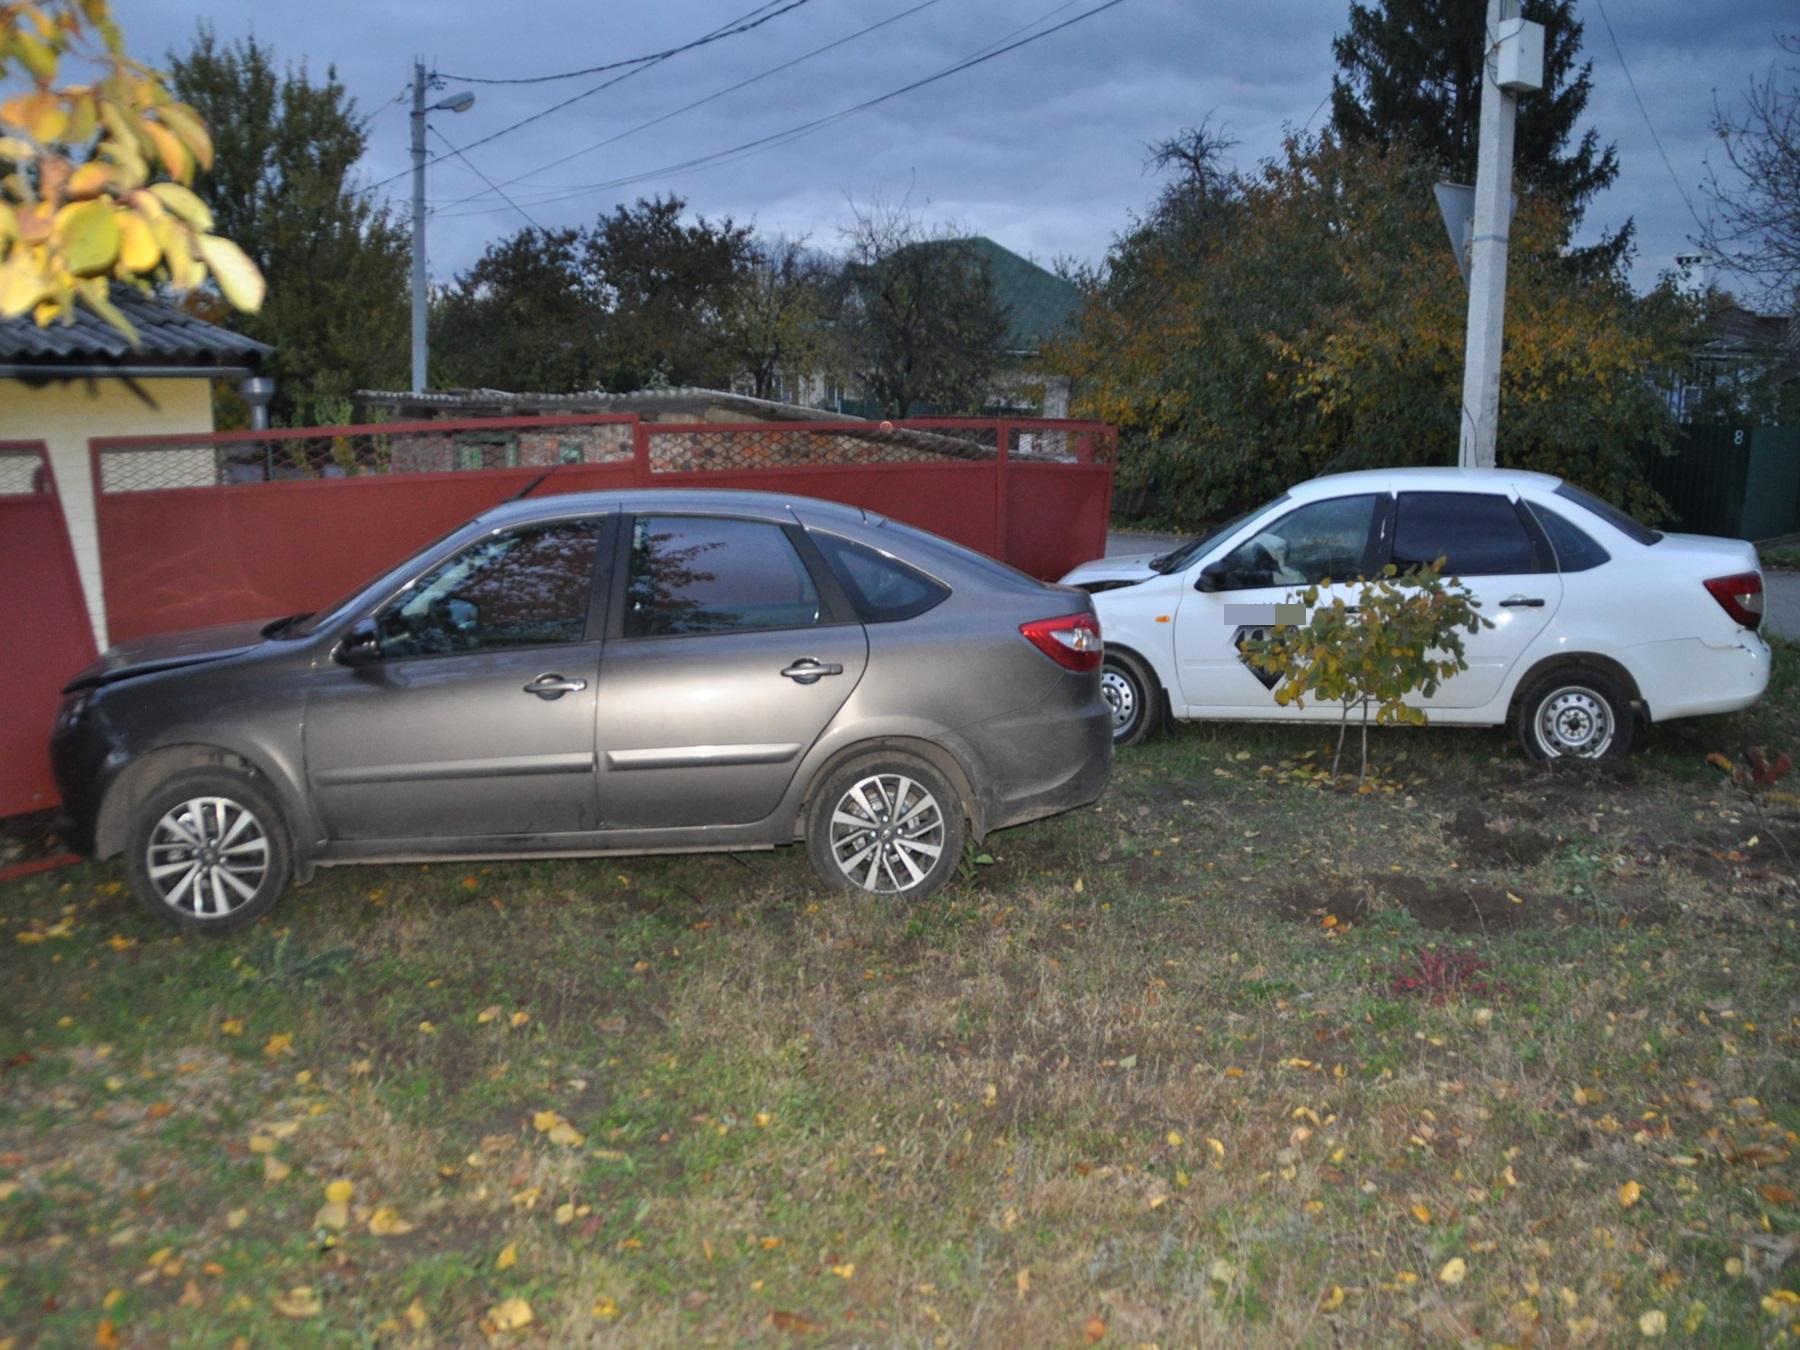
[336,619,382,668]
[1196,561,1229,593]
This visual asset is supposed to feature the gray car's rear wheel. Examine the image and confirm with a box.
[124,768,293,933]
[806,753,966,901]
[1102,650,1161,747]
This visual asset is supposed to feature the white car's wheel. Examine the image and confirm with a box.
[1515,666,1634,761]
[1102,651,1161,747]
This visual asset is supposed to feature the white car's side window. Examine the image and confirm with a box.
[1211,495,1380,590]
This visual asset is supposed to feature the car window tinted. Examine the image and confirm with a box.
[1526,502,1611,572]
[626,516,821,637]
[1392,492,1537,575]
[1214,494,1379,589]
[1554,482,1662,545]
[812,531,949,623]
[378,519,601,658]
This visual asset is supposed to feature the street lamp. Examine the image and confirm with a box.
[411,64,476,394]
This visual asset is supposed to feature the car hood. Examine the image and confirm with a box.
[1060,552,1162,587]
[64,618,276,691]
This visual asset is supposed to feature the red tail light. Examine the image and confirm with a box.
[1020,612,1102,672]
[1703,572,1764,630]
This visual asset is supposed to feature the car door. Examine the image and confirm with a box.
[305,516,610,841]
[1384,490,1562,710]
[595,513,868,830]
[1172,492,1388,712]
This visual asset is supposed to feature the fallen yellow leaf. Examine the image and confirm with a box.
[593,1296,620,1320]
[273,1286,321,1318]
[368,1206,414,1236]
[1320,1284,1346,1311]
[262,1033,292,1057]
[219,1018,244,1036]
[497,1242,518,1270]
[484,1298,533,1333]
[1438,1257,1467,1286]
[262,1156,291,1183]
[477,1005,502,1024]
[830,1263,855,1279]
[1620,1180,1642,1208]
[1166,1130,1184,1147]
[1639,1309,1667,1338]
[1411,1203,1432,1224]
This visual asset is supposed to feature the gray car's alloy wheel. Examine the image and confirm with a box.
[125,768,293,932]
[1102,651,1161,747]
[807,753,966,901]
[1515,666,1634,762]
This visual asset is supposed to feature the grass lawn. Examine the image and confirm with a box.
[4,646,1798,1347]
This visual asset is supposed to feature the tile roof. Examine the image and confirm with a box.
[0,286,271,366]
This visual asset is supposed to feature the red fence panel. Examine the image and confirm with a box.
[92,414,1113,643]
[93,416,638,641]
[0,443,98,816]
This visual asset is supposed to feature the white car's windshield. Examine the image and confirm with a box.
[1149,494,1289,573]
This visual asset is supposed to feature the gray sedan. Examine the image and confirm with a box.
[53,489,1112,930]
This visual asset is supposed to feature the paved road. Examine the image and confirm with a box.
[1103,531,1800,641]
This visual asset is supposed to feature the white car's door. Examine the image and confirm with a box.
[1387,490,1563,711]
[1172,492,1388,713]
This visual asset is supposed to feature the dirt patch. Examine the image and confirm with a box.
[1445,805,1556,866]
[1276,873,1536,933]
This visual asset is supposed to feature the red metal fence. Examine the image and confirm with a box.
[92,414,1114,642]
[0,443,98,818]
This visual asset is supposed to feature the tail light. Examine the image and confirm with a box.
[1703,572,1764,630]
[1020,612,1102,672]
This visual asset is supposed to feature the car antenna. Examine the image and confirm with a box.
[508,468,556,501]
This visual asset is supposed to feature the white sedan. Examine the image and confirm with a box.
[1062,468,1771,759]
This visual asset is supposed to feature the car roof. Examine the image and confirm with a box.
[1295,466,1564,499]
[474,486,873,530]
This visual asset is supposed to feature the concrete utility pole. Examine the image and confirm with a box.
[410,60,428,394]
[1458,0,1543,469]
[409,62,475,394]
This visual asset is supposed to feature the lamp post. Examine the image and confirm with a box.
[411,61,475,394]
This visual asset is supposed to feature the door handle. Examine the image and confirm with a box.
[781,659,844,685]
[523,673,588,700]
[1499,595,1546,608]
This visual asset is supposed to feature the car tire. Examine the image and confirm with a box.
[1514,665,1635,762]
[805,752,967,902]
[124,767,294,933]
[1102,650,1162,747]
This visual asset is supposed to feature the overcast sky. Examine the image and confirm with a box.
[123,0,1792,298]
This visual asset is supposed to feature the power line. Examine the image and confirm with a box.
[429,125,545,230]
[438,0,1129,220]
[1591,0,1707,237]
[362,1,803,194]
[436,0,811,85]
[437,0,948,213]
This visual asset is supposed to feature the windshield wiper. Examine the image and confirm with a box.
[261,612,312,638]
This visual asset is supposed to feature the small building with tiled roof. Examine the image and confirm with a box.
[0,287,272,646]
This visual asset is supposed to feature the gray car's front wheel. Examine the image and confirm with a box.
[806,753,967,901]
[124,768,293,933]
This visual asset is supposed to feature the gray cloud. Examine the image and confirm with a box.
[122,0,1793,296]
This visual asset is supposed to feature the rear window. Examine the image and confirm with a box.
[812,532,949,623]
[1554,483,1662,546]
[1526,502,1612,572]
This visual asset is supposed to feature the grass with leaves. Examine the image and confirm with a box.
[3,644,1798,1347]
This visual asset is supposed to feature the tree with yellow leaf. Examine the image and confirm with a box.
[1052,131,1699,524]
[0,0,263,334]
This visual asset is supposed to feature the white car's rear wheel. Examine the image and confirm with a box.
[1515,666,1634,761]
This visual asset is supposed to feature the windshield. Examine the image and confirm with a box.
[281,522,473,639]
[1150,494,1289,573]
